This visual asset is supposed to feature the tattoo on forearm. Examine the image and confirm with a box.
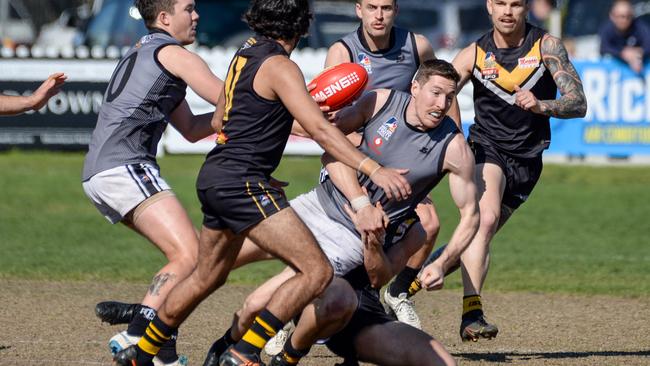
[148,272,176,296]
[540,35,587,118]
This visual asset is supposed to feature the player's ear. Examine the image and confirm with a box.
[355,1,363,20]
[411,80,420,97]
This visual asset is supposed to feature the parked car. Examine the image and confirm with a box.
[75,0,491,51]
[0,0,37,47]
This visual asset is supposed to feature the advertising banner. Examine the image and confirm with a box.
[548,58,650,156]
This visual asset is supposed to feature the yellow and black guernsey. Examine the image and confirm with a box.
[469,24,557,158]
[197,37,294,187]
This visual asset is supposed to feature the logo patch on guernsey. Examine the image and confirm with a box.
[518,56,540,69]
[259,194,271,207]
[481,52,499,80]
[358,53,373,74]
[377,117,398,141]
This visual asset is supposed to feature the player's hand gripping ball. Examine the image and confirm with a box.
[308,63,368,111]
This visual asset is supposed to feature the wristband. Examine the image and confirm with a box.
[350,195,371,212]
[358,157,381,177]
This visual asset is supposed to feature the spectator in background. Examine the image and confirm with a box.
[0,73,66,115]
[599,0,650,73]
[529,0,556,30]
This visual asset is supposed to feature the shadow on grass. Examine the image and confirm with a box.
[455,350,650,363]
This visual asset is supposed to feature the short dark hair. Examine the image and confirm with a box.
[414,59,460,85]
[356,0,398,4]
[244,0,312,41]
[134,0,176,28]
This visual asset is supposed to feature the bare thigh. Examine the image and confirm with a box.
[355,322,455,366]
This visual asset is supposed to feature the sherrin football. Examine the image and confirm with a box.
[308,63,369,111]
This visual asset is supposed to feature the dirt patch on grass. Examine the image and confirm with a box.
[1,279,648,365]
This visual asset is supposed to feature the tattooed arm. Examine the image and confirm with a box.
[514,34,587,118]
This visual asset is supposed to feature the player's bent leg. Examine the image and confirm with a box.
[459,162,505,342]
[219,208,333,365]
[384,200,439,329]
[115,227,245,366]
[292,277,357,349]
[460,162,504,297]
[127,191,200,310]
[354,322,455,366]
[161,226,244,326]
[234,237,274,269]
[245,207,334,323]
[109,192,199,364]
[270,278,357,366]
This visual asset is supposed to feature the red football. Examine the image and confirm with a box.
[308,63,369,111]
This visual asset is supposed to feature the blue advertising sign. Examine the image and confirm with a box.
[548,58,650,156]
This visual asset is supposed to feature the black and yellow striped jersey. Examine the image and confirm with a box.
[197,36,293,188]
[469,24,557,158]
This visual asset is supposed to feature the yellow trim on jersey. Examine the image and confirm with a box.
[246,181,267,218]
[258,182,281,211]
[475,39,542,93]
[223,55,248,121]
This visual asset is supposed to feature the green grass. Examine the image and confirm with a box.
[0,151,649,297]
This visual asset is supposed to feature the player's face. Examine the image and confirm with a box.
[167,0,199,45]
[356,0,398,39]
[411,75,457,129]
[487,0,528,36]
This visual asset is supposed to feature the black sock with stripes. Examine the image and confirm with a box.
[127,305,156,337]
[279,334,310,365]
[389,266,421,297]
[234,309,284,356]
[156,330,179,364]
[135,316,176,364]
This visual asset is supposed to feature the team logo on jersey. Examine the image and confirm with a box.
[518,56,540,69]
[481,52,499,80]
[259,194,271,207]
[377,117,398,141]
[358,53,373,74]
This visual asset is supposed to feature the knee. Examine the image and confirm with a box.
[310,262,334,296]
[478,207,500,237]
[320,290,356,323]
[167,246,199,272]
[242,292,268,319]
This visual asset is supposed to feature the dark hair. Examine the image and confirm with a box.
[244,0,312,41]
[356,0,397,4]
[134,0,176,28]
[414,59,460,85]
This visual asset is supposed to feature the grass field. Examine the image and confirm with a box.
[1,150,649,297]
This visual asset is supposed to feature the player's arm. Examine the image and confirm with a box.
[324,41,352,68]
[0,73,66,116]
[158,45,225,141]
[448,44,476,130]
[262,56,411,200]
[169,92,225,142]
[414,33,436,62]
[419,134,480,290]
[516,34,587,118]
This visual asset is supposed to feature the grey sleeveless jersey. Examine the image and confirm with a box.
[340,26,420,92]
[82,31,187,181]
[316,90,459,235]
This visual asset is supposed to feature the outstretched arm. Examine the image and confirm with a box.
[516,35,587,118]
[264,56,411,200]
[0,73,66,116]
[419,134,479,290]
